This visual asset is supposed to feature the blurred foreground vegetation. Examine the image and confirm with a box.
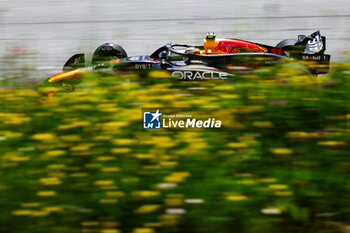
[0,64,349,233]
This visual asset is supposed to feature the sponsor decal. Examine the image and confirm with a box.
[264,60,286,64]
[214,40,268,53]
[172,71,228,80]
[304,33,323,54]
[135,63,152,69]
[302,55,328,61]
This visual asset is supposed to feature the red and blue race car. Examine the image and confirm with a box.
[48,30,330,83]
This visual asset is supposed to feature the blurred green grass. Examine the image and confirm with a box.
[0,64,349,233]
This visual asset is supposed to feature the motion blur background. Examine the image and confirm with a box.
[0,0,349,76]
[0,1,349,233]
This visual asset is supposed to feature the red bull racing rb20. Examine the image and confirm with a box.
[48,30,330,84]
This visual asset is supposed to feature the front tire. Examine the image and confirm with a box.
[92,43,128,64]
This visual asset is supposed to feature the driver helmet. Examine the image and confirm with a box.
[185,47,200,54]
[206,32,216,40]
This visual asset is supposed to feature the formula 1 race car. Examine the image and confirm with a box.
[48,31,330,83]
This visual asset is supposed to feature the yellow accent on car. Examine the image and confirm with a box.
[49,69,83,83]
